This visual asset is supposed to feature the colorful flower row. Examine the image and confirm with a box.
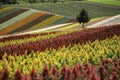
[0,35,119,78]
[0,24,119,57]
[0,31,69,47]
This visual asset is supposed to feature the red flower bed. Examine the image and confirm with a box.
[0,25,120,58]
[0,58,120,80]
[0,31,58,42]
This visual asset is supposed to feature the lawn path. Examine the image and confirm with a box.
[86,14,120,28]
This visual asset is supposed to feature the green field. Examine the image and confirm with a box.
[16,1,120,19]
[88,0,120,6]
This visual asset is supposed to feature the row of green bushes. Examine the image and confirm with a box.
[0,0,83,4]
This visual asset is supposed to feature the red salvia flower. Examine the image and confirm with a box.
[14,69,22,80]
[30,68,37,80]
[0,67,9,80]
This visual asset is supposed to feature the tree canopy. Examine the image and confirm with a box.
[77,8,89,28]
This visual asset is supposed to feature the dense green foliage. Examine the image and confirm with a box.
[1,0,120,6]
[0,0,82,4]
[77,9,89,28]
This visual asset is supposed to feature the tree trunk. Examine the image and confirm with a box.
[82,23,84,28]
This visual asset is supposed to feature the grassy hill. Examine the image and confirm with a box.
[20,1,120,18]
[0,7,74,36]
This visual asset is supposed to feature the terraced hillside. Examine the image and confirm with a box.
[0,7,75,36]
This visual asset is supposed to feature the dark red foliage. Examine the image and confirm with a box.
[0,67,9,80]
[72,66,79,79]
[117,65,120,71]
[113,58,120,67]
[103,59,109,64]
[89,72,97,80]
[110,72,119,80]
[60,65,66,80]
[51,66,57,75]
[61,65,66,75]
[65,69,71,80]
[42,65,49,79]
[14,69,22,80]
[0,25,120,58]
[84,65,91,76]
[89,67,100,80]
[84,62,89,70]
[99,64,104,74]
[30,68,37,80]
[114,62,118,67]
[22,74,31,80]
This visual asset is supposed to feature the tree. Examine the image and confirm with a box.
[0,0,17,4]
[77,9,89,28]
[29,0,36,3]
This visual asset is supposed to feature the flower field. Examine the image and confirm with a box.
[0,7,74,35]
[0,26,120,79]
[0,24,119,57]
[0,6,120,80]
[0,31,70,47]
[0,57,120,80]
